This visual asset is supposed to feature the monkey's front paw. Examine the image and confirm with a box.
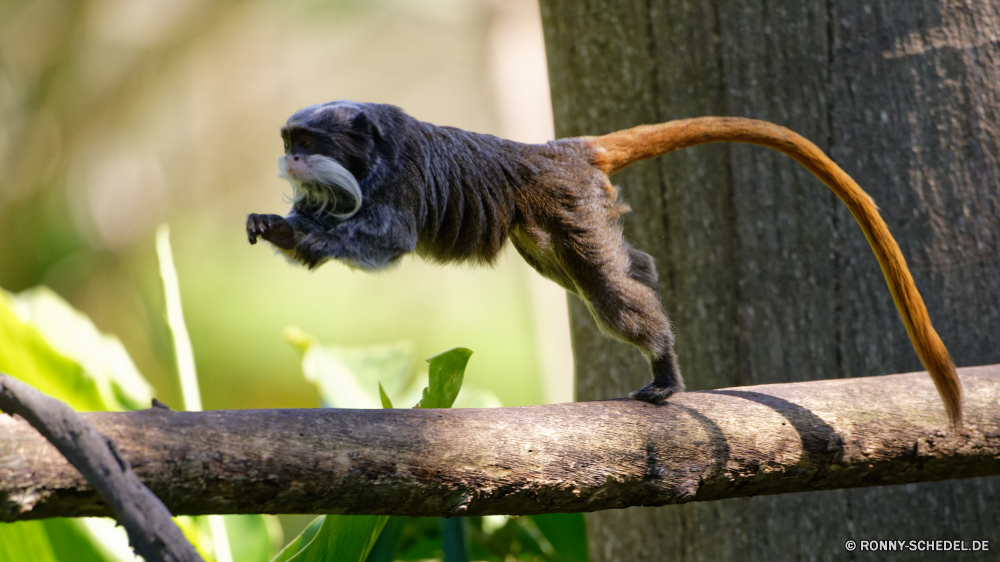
[629,382,682,405]
[247,214,295,249]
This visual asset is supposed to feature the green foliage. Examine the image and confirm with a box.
[280,341,478,562]
[530,514,589,562]
[287,328,500,411]
[418,348,473,409]
[288,326,418,409]
[364,517,406,562]
[0,287,151,413]
[271,515,388,562]
[0,283,587,562]
[39,519,115,562]
[0,286,159,561]
[378,382,394,409]
[0,282,283,562]
[365,514,589,562]
[0,521,58,562]
[284,335,587,562]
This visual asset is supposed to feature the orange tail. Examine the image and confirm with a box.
[584,117,962,428]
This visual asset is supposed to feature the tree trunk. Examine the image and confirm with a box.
[539,0,1000,560]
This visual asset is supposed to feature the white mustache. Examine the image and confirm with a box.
[278,154,363,220]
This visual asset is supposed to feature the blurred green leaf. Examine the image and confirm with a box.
[483,517,547,560]
[272,516,324,562]
[390,518,443,561]
[0,287,152,411]
[530,514,589,562]
[156,223,202,412]
[48,517,160,562]
[0,520,58,562]
[0,289,105,412]
[271,515,387,562]
[364,517,405,562]
[287,326,417,408]
[225,514,284,562]
[462,514,590,562]
[41,519,117,562]
[1,517,144,562]
[418,348,472,409]
[452,386,503,409]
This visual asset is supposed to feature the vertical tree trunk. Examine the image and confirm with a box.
[539,0,1000,560]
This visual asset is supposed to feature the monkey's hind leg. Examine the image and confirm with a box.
[556,228,684,403]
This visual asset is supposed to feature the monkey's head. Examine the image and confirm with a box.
[279,101,386,220]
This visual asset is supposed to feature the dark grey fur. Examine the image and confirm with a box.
[248,101,682,402]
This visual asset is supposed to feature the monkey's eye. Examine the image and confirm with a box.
[300,138,314,150]
[283,139,291,152]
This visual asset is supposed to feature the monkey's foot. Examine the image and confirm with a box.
[629,382,683,405]
[247,214,295,249]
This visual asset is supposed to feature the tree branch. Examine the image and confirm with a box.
[2,365,998,522]
[0,374,203,561]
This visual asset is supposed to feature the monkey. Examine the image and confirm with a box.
[247,100,962,428]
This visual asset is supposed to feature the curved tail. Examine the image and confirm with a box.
[583,117,962,428]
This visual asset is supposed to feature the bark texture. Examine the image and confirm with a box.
[2,367,999,522]
[539,0,1000,560]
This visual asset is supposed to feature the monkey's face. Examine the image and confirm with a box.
[278,102,378,219]
[281,101,377,179]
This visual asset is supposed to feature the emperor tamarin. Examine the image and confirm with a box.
[247,100,961,427]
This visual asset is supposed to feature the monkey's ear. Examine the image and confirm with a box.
[350,112,375,139]
[341,112,376,180]
[350,111,394,162]
[348,112,376,150]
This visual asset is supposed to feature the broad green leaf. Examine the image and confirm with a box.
[0,516,157,562]
[48,518,142,562]
[0,520,58,562]
[418,348,472,409]
[0,287,152,411]
[286,326,417,409]
[184,513,282,562]
[363,517,405,562]
[0,289,104,411]
[271,515,387,562]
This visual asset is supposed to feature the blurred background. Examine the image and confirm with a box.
[0,0,574,411]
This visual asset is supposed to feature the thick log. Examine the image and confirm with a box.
[2,365,998,522]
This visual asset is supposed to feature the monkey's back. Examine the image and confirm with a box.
[409,123,536,265]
